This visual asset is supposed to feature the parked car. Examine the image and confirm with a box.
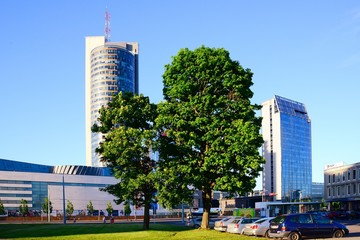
[306,210,328,217]
[347,210,360,219]
[269,213,349,240]
[226,218,259,234]
[214,216,242,232]
[326,210,348,220]
[243,217,274,238]
[186,217,215,229]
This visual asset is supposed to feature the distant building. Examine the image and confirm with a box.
[324,162,360,210]
[262,95,312,201]
[312,182,324,202]
[0,158,118,216]
[0,158,170,217]
[85,36,139,166]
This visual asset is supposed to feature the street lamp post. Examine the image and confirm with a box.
[48,189,50,222]
[62,174,66,224]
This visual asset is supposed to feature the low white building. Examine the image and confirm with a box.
[0,158,130,216]
[324,161,360,211]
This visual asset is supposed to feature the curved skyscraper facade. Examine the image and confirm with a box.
[85,36,138,166]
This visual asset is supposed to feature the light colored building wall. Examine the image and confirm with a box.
[85,36,106,167]
[324,162,360,203]
[49,185,117,213]
[0,170,120,214]
[262,98,282,200]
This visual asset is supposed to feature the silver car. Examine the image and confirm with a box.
[243,217,274,237]
[214,216,242,232]
[226,218,259,234]
[186,217,215,229]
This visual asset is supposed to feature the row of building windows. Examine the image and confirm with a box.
[91,70,120,78]
[92,86,118,93]
[0,194,30,197]
[91,60,119,68]
[91,48,128,57]
[91,92,116,99]
[91,55,118,62]
[90,52,134,64]
[0,187,32,191]
[91,81,118,88]
[327,183,360,197]
[91,65,119,73]
[0,199,31,204]
[327,169,359,183]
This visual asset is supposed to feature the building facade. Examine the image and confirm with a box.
[85,36,139,166]
[312,182,325,202]
[262,95,312,201]
[0,158,120,216]
[324,162,360,211]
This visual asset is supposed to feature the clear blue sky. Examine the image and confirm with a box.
[0,1,359,185]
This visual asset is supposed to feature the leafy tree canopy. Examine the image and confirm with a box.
[92,92,158,230]
[66,200,74,216]
[156,46,264,228]
[106,201,113,216]
[19,199,29,216]
[0,199,6,215]
[41,197,53,214]
[87,200,94,216]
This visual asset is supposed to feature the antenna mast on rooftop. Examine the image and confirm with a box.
[105,7,111,42]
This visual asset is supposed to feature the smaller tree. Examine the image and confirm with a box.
[41,197,53,214]
[87,200,94,216]
[124,202,131,220]
[19,199,29,216]
[0,199,6,215]
[66,200,74,217]
[106,201,113,216]
[331,201,341,211]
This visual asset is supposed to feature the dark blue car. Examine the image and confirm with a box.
[269,213,349,240]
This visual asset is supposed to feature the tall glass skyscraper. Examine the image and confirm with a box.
[262,95,312,201]
[85,36,138,167]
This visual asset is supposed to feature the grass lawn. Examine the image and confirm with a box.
[0,223,266,239]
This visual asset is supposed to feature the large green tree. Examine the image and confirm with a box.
[156,46,264,229]
[92,92,158,230]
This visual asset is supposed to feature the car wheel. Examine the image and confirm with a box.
[193,224,200,229]
[288,232,300,240]
[264,229,270,238]
[333,229,344,238]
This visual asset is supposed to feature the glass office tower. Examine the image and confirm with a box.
[85,36,138,167]
[262,95,312,201]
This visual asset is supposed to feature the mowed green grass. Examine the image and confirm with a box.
[0,223,266,240]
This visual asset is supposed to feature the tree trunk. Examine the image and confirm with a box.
[201,187,212,229]
[143,201,151,230]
